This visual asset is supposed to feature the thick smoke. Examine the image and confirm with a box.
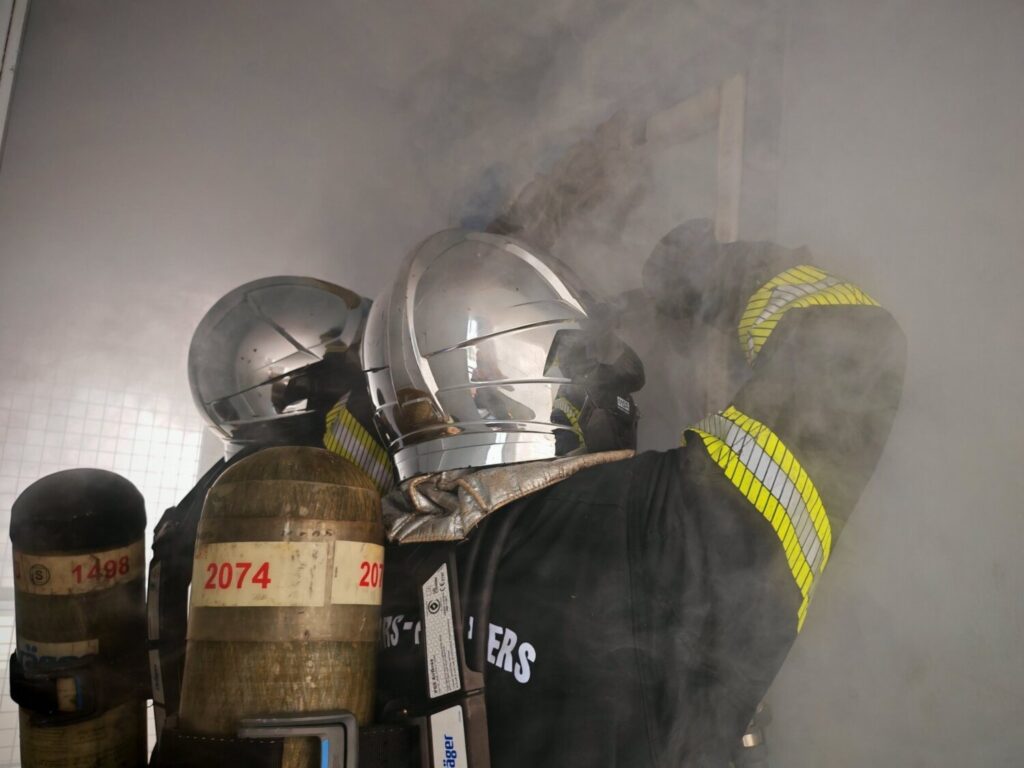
[0,1,1022,766]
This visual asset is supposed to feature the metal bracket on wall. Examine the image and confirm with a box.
[643,72,747,244]
[643,73,748,412]
[0,0,30,171]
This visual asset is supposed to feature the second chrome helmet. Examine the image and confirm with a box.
[189,276,371,450]
[362,230,643,481]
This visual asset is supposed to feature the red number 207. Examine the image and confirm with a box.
[359,561,383,588]
[203,562,272,590]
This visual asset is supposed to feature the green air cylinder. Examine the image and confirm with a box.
[177,446,384,768]
[10,468,148,767]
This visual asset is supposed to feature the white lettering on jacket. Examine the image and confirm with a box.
[382,614,536,684]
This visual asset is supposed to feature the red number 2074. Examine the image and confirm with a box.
[203,562,272,590]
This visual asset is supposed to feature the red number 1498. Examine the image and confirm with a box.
[72,557,130,583]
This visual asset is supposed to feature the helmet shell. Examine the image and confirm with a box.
[363,230,627,481]
[189,276,370,446]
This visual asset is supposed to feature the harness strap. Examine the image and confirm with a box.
[149,449,259,737]
[155,722,420,768]
[9,652,143,722]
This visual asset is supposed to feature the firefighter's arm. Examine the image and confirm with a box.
[626,228,904,762]
[647,220,906,627]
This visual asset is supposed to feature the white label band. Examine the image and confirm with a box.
[191,541,328,608]
[191,540,385,608]
[331,541,385,606]
[431,705,467,768]
[422,563,461,699]
[13,542,144,596]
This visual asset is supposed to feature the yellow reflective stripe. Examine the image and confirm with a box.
[323,402,394,495]
[738,265,879,363]
[722,406,831,563]
[324,406,341,454]
[687,405,831,631]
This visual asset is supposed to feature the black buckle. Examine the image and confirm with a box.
[9,652,100,720]
[237,711,359,768]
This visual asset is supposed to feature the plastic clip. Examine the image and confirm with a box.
[9,652,100,721]
[237,711,358,768]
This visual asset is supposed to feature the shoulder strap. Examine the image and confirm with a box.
[148,454,237,738]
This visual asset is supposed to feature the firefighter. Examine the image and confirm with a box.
[366,227,905,767]
[147,276,392,763]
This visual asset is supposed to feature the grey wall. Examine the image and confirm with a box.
[769,1,1024,765]
[0,1,1021,766]
[0,1,450,396]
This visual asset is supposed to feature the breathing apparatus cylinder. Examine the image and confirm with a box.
[177,446,384,767]
[9,469,148,767]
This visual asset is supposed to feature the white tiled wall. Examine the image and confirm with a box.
[0,376,206,766]
[0,614,18,766]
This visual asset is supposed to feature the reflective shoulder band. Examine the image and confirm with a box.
[688,405,831,630]
[324,402,395,495]
[738,264,879,364]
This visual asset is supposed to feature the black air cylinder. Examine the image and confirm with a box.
[10,468,148,767]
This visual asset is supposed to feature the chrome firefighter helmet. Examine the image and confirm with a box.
[189,276,371,448]
[362,230,644,481]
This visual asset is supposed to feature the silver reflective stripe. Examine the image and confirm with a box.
[748,275,840,356]
[694,413,825,578]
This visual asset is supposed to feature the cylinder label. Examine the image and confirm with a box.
[192,540,386,608]
[191,541,329,608]
[331,541,385,606]
[17,638,100,665]
[13,542,144,596]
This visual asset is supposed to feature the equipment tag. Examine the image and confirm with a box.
[430,705,467,768]
[422,563,461,699]
[191,541,328,607]
[13,541,144,596]
[330,541,385,606]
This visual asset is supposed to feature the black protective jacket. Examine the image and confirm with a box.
[377,261,906,767]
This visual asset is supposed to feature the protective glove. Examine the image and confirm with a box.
[642,218,805,336]
[641,220,807,414]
